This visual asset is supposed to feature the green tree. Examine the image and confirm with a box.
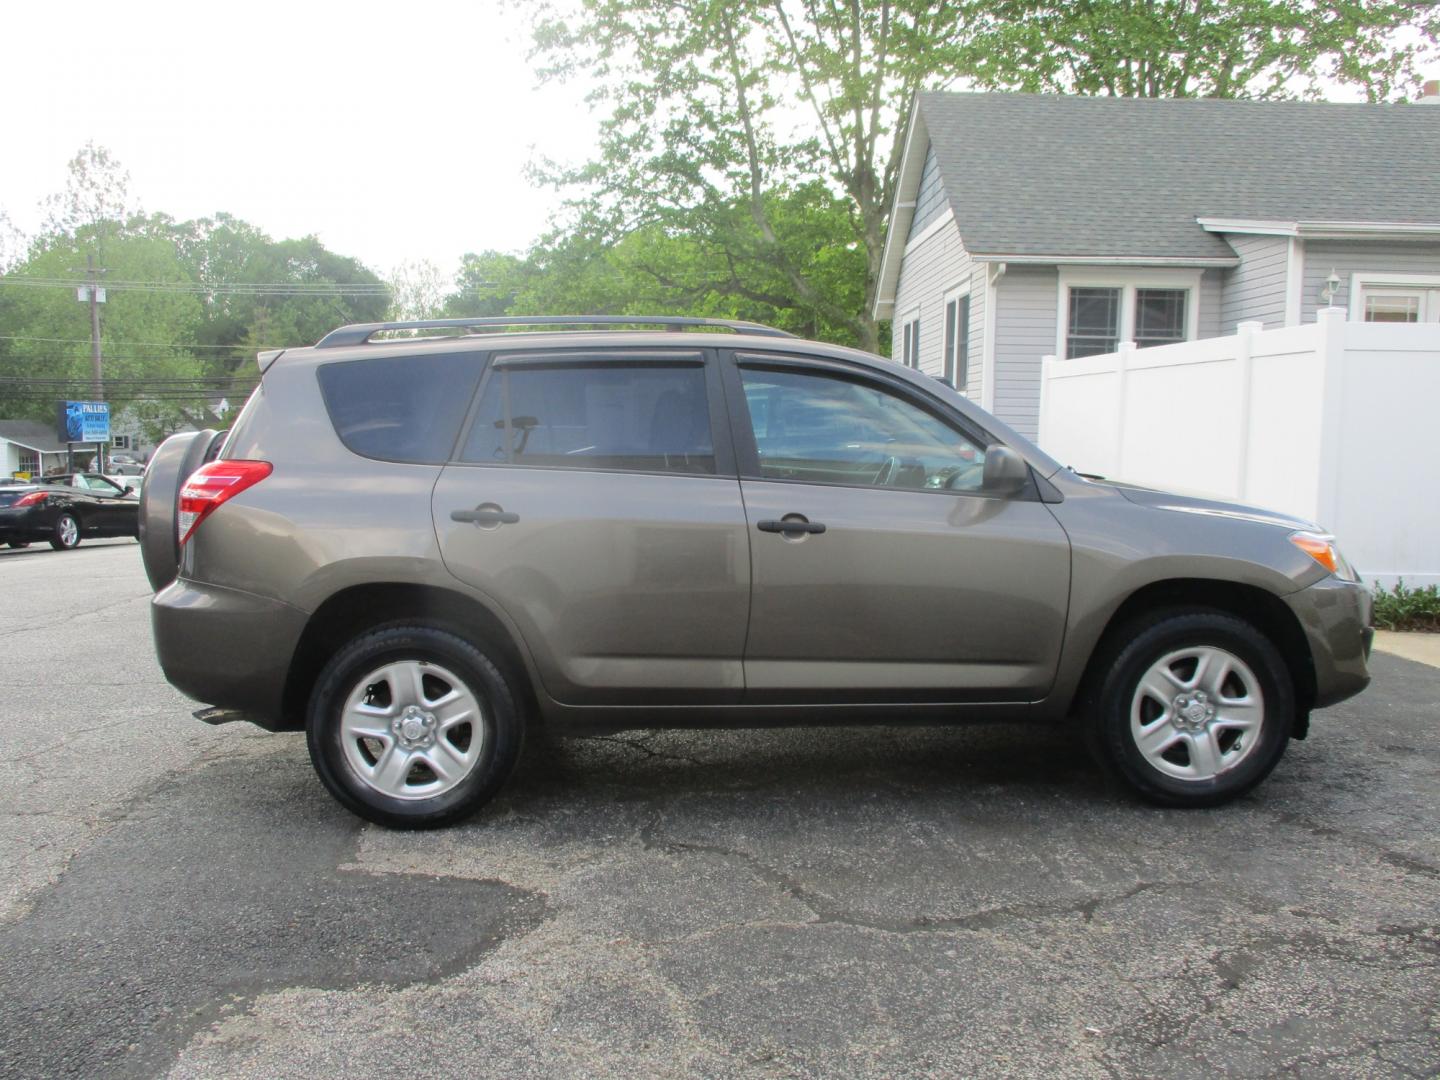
[954,0,1440,100]
[534,0,957,351]
[443,183,867,342]
[172,213,390,373]
[1,146,391,434]
[0,218,207,430]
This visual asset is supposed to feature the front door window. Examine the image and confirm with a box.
[739,367,986,492]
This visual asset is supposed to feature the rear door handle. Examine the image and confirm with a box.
[451,504,520,526]
[757,518,826,535]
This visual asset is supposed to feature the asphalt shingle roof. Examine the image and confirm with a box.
[0,420,69,454]
[918,92,1440,259]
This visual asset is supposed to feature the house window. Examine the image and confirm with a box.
[1364,294,1420,322]
[942,290,971,389]
[1353,277,1440,324]
[17,450,39,476]
[1060,272,1201,359]
[112,434,133,450]
[1134,289,1188,348]
[900,312,920,368]
[1066,287,1121,358]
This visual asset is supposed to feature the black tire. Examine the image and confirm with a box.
[1086,610,1293,808]
[49,513,81,551]
[7,541,28,549]
[306,625,525,829]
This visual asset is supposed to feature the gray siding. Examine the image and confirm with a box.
[891,220,986,398]
[1219,234,1289,332]
[1199,268,1223,338]
[907,145,947,240]
[991,266,1058,440]
[1301,240,1440,322]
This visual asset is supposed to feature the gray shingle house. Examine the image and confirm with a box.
[0,420,70,478]
[874,91,1440,439]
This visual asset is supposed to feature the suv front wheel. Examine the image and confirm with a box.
[1088,611,1293,807]
[306,625,524,828]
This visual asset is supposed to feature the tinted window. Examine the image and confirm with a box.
[740,367,986,491]
[318,352,484,464]
[463,362,715,475]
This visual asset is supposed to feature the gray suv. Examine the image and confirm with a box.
[141,316,1372,828]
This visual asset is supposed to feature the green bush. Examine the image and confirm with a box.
[1372,581,1440,632]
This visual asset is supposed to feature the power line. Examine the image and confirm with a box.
[0,276,392,296]
[0,335,280,349]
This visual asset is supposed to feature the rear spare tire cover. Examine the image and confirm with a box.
[139,429,220,591]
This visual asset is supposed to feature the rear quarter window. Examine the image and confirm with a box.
[317,351,485,464]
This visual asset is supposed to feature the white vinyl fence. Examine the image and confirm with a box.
[1038,308,1440,587]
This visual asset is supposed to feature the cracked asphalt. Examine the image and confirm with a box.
[1,540,1438,1078]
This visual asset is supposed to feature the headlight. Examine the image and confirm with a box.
[1290,531,1358,582]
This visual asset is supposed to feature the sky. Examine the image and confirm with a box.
[0,0,598,280]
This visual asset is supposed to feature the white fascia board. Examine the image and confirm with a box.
[969,253,1240,268]
[1295,221,1440,239]
[2,438,57,453]
[1197,217,1299,236]
[1199,216,1440,240]
[902,207,957,257]
[872,100,930,318]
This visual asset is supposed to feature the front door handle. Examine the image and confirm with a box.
[757,518,826,535]
[451,503,520,527]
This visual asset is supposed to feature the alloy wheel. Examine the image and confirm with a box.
[338,660,485,801]
[1129,645,1265,782]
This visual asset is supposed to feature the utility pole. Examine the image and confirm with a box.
[81,253,106,399]
[72,254,107,472]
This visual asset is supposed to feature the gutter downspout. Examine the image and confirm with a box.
[982,261,1006,413]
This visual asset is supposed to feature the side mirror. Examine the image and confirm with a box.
[982,444,1030,496]
[123,486,135,496]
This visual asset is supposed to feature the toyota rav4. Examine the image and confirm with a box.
[140,315,1373,828]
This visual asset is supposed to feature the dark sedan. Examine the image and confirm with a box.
[0,474,139,550]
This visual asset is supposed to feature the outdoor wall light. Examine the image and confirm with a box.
[1321,269,1342,306]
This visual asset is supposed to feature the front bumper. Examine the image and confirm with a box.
[152,578,308,729]
[1284,576,1374,709]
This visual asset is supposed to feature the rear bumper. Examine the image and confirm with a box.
[152,578,307,729]
[1284,576,1374,709]
[0,508,48,541]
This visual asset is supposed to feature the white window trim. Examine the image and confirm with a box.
[1055,268,1202,359]
[941,282,972,392]
[897,306,921,369]
[1348,272,1440,322]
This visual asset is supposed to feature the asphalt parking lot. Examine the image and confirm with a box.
[1,541,1437,1079]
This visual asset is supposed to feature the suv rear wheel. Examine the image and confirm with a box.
[1088,611,1293,807]
[306,625,524,828]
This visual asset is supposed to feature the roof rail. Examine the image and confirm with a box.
[314,315,797,349]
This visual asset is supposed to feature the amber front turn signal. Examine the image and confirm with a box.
[1290,531,1356,580]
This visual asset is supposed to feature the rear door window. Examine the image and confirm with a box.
[317,351,485,464]
[461,359,715,475]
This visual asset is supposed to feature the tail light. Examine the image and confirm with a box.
[178,460,272,545]
[15,491,48,507]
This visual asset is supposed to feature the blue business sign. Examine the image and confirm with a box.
[58,400,111,443]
